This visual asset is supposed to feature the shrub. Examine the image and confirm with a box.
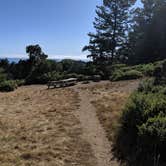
[154,60,166,85]
[0,68,7,82]
[138,78,155,93]
[141,63,155,76]
[111,60,162,80]
[15,79,25,86]
[25,71,65,84]
[114,92,166,165]
[0,80,18,92]
[92,75,101,82]
[110,70,143,81]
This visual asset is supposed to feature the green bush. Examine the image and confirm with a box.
[0,68,7,82]
[114,91,166,165]
[25,70,65,84]
[140,63,155,76]
[138,78,166,95]
[154,60,166,85]
[15,79,25,86]
[138,78,155,93]
[110,69,143,81]
[0,80,18,92]
[110,61,160,81]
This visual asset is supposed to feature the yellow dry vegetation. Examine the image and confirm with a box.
[0,85,96,166]
[81,80,139,142]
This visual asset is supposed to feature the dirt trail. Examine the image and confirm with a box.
[74,84,119,166]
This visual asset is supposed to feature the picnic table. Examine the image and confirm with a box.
[47,78,77,89]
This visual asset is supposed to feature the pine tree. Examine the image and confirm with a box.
[127,0,166,64]
[83,0,136,65]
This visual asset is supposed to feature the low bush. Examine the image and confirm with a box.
[154,60,166,85]
[110,60,164,82]
[0,80,18,92]
[25,71,65,84]
[0,68,8,82]
[92,75,101,82]
[129,63,155,76]
[114,82,166,165]
[138,78,155,93]
[110,70,143,81]
[15,79,25,86]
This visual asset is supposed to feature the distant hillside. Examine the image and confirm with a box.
[4,58,88,63]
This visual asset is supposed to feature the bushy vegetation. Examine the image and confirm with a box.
[154,60,166,85]
[0,80,18,92]
[110,61,164,81]
[114,63,166,165]
[110,69,143,81]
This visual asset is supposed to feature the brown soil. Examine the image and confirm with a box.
[0,80,139,166]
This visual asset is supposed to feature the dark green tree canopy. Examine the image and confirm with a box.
[127,0,166,64]
[83,0,136,65]
[26,45,48,65]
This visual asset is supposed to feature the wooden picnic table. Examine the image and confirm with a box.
[47,78,77,89]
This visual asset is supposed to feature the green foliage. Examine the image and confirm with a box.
[83,0,136,66]
[110,69,143,81]
[114,76,166,165]
[119,63,156,76]
[15,79,25,86]
[154,60,166,85]
[0,80,18,92]
[110,60,164,81]
[0,59,10,71]
[138,78,155,93]
[127,1,166,64]
[0,68,7,82]
[26,45,48,65]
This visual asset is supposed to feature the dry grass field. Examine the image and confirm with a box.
[0,85,97,166]
[0,80,139,166]
[79,80,140,142]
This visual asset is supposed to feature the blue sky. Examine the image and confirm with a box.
[0,0,141,59]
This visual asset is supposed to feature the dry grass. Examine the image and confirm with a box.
[81,80,140,142]
[92,92,130,141]
[0,85,97,166]
[0,80,139,166]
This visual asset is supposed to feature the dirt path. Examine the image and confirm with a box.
[74,84,119,166]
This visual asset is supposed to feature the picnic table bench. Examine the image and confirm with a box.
[47,78,77,89]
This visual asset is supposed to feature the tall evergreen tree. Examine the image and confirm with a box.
[83,0,136,65]
[127,0,166,64]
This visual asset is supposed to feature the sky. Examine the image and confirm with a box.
[0,0,141,60]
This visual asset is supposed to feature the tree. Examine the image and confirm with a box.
[0,58,9,71]
[127,0,166,64]
[83,0,136,66]
[25,45,48,83]
[26,45,48,66]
